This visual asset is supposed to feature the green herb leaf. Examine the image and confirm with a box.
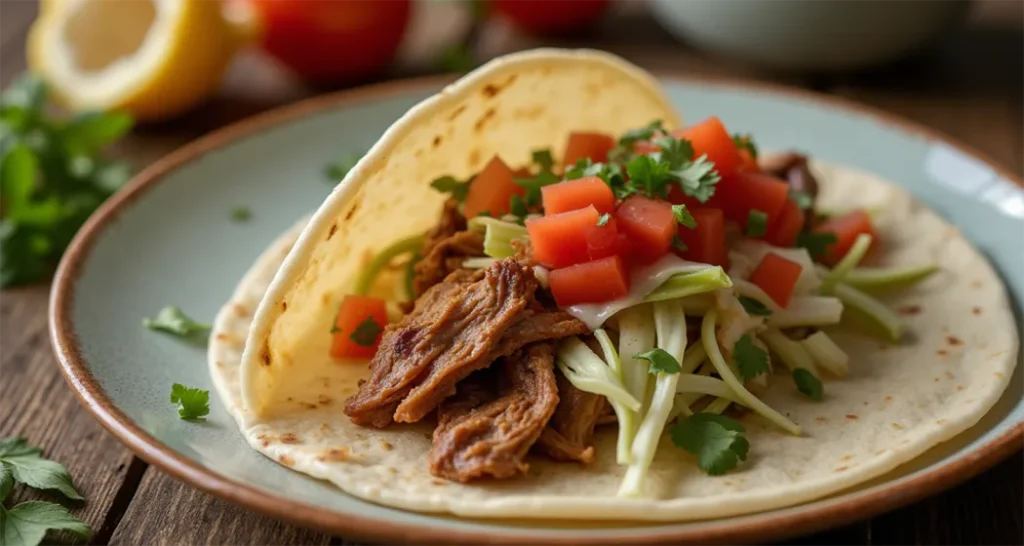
[1,501,92,546]
[796,232,838,259]
[564,158,623,187]
[142,306,210,337]
[613,119,665,160]
[531,149,554,172]
[633,348,682,375]
[436,43,476,74]
[671,204,697,228]
[0,437,82,500]
[509,194,529,218]
[651,136,694,169]
[737,296,772,317]
[596,213,611,227]
[792,368,824,400]
[671,154,720,203]
[625,154,673,198]
[670,412,749,475]
[746,209,768,237]
[514,170,559,207]
[61,111,133,155]
[733,334,769,380]
[429,175,471,202]
[324,152,363,182]
[789,189,812,210]
[230,207,251,222]
[349,316,383,347]
[671,235,688,253]
[170,383,210,421]
[732,134,758,159]
[0,464,12,502]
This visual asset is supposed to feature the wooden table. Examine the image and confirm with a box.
[2,1,1022,544]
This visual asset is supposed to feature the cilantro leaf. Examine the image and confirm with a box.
[672,204,697,228]
[789,189,813,210]
[670,154,720,203]
[1,501,92,546]
[633,348,682,375]
[733,334,769,381]
[429,175,472,202]
[792,368,824,400]
[564,158,623,188]
[61,111,133,155]
[324,152,362,182]
[670,412,749,475]
[746,209,768,237]
[616,120,664,151]
[514,150,560,206]
[651,136,694,169]
[509,194,529,218]
[737,296,772,317]
[230,207,251,222]
[796,232,838,259]
[625,155,673,198]
[732,134,758,159]
[531,149,554,171]
[596,213,610,227]
[0,437,83,500]
[142,306,209,337]
[170,383,210,421]
[349,316,383,347]
[671,235,688,253]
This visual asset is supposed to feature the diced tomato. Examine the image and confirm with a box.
[526,205,600,268]
[563,132,615,167]
[632,139,660,155]
[764,199,805,247]
[541,176,615,215]
[583,216,619,260]
[549,255,630,306]
[737,148,759,173]
[670,117,742,178]
[463,156,525,218]
[717,172,790,229]
[675,208,726,266]
[330,295,388,359]
[750,253,803,307]
[813,210,879,266]
[615,195,676,264]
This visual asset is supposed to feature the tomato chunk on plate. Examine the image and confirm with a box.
[542,176,615,215]
[330,295,388,359]
[749,253,803,308]
[670,116,742,178]
[615,195,677,264]
[526,205,600,268]
[463,156,524,218]
[813,209,879,266]
[676,208,726,266]
[563,132,615,167]
[549,255,630,306]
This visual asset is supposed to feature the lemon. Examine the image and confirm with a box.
[28,0,255,122]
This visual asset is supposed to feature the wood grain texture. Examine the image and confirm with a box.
[0,0,1021,544]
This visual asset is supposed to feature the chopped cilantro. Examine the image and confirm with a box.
[625,154,673,198]
[514,149,560,206]
[143,306,209,337]
[670,412,749,475]
[564,158,624,187]
[732,134,758,159]
[349,315,383,347]
[652,136,694,169]
[633,348,682,375]
[746,209,768,237]
[672,204,697,229]
[671,154,720,203]
[789,189,813,210]
[430,175,471,202]
[737,296,772,317]
[671,235,688,253]
[509,194,529,218]
[610,119,665,161]
[733,334,769,381]
[796,232,838,259]
[596,213,611,227]
[324,152,363,182]
[792,368,824,400]
[169,383,210,421]
[531,149,554,171]
[230,207,251,222]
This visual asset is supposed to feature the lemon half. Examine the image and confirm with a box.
[29,0,254,122]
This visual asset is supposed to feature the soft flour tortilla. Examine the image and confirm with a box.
[209,49,1018,521]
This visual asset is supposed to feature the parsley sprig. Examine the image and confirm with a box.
[733,334,769,381]
[670,413,750,475]
[170,384,210,421]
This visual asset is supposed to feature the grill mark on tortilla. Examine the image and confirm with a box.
[327,222,338,240]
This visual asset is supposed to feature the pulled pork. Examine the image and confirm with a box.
[536,374,606,464]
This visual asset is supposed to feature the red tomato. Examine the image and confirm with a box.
[542,176,615,215]
[526,206,600,268]
[463,156,524,218]
[676,208,726,266]
[671,117,742,178]
[615,195,676,264]
[492,0,612,35]
[549,255,630,306]
[330,295,388,359]
[750,253,803,308]
[813,210,879,266]
[717,172,790,229]
[562,132,615,168]
[764,200,805,247]
[243,0,411,83]
[737,148,760,173]
[584,216,620,261]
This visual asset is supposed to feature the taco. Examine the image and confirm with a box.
[209,49,1018,521]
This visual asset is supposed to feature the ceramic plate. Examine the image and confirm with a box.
[51,75,1023,545]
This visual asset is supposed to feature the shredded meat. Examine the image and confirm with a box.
[344,260,538,427]
[414,230,484,296]
[536,373,606,464]
[429,343,559,481]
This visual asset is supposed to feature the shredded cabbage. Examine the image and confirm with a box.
[353,235,424,296]
[594,328,635,464]
[801,331,849,376]
[841,264,939,293]
[467,216,528,259]
[767,296,844,328]
[821,234,873,292]
[830,281,907,342]
[556,338,641,411]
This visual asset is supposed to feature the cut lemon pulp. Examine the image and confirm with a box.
[29,0,254,121]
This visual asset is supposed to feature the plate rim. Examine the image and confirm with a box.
[48,72,1024,545]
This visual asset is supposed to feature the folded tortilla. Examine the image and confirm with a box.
[209,49,1017,520]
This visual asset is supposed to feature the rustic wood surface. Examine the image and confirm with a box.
[1,1,1021,544]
